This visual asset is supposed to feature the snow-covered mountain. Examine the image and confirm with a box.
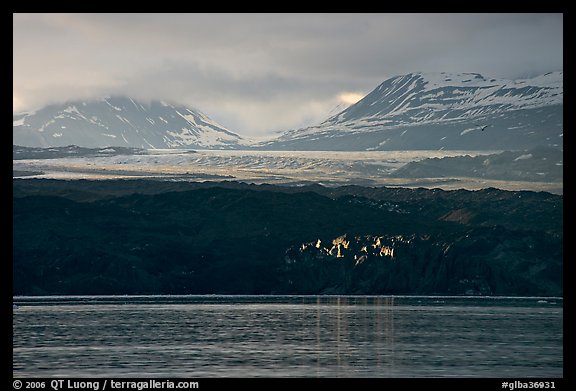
[261,71,563,151]
[13,96,245,149]
[13,72,563,152]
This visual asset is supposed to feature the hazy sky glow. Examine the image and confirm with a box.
[13,13,563,136]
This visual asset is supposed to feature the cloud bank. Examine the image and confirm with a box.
[13,13,563,136]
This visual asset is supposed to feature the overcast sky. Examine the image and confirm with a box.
[13,13,563,137]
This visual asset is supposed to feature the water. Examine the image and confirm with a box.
[12,296,563,378]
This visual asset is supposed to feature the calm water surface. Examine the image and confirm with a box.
[12,296,563,377]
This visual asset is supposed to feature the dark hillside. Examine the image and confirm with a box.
[13,179,562,296]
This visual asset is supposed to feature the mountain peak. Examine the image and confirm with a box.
[322,71,563,126]
[13,96,245,149]
[263,71,563,151]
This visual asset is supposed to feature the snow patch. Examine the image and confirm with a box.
[129,97,140,111]
[514,153,533,161]
[142,138,155,148]
[63,105,81,115]
[105,100,123,111]
[13,117,25,126]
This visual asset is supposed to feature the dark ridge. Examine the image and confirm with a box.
[13,179,562,296]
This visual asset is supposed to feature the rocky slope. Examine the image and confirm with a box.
[390,146,563,182]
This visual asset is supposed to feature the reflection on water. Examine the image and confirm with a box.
[312,296,396,376]
[12,296,562,377]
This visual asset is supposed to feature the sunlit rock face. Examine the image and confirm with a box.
[292,234,403,262]
[283,229,561,296]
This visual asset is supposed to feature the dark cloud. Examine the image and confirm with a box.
[13,13,563,136]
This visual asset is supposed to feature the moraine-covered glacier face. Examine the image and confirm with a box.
[261,71,563,151]
[13,96,245,149]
